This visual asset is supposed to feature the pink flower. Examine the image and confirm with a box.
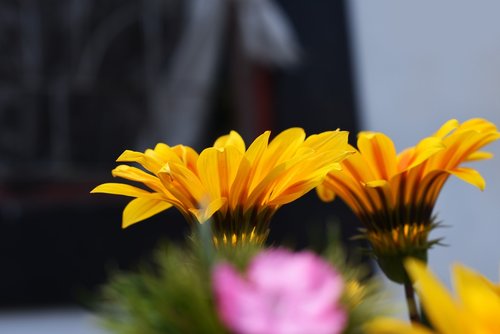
[212,249,347,334]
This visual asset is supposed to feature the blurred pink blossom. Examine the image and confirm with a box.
[212,249,346,334]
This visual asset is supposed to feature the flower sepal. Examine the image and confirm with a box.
[376,248,428,284]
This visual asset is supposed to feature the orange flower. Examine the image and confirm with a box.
[317,118,499,282]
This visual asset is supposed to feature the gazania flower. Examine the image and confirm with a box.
[316,118,499,283]
[212,249,347,334]
[92,128,352,245]
[366,259,500,334]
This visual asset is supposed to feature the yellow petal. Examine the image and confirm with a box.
[214,130,246,153]
[111,165,166,193]
[357,132,398,180]
[91,183,161,198]
[303,129,349,152]
[197,148,222,199]
[433,119,459,138]
[197,146,243,200]
[171,144,199,172]
[245,131,271,163]
[228,158,252,210]
[268,151,344,204]
[158,162,207,206]
[406,137,445,170]
[122,198,172,228]
[364,318,434,334]
[405,259,465,334]
[252,128,306,187]
[117,149,170,174]
[449,167,486,190]
[342,151,377,181]
[245,164,286,210]
[188,197,227,223]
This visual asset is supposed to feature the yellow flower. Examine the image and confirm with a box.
[317,118,499,282]
[366,259,500,334]
[92,128,353,245]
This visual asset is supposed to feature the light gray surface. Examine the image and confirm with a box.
[0,307,106,334]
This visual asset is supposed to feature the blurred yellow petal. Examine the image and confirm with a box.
[316,184,335,202]
[405,259,465,334]
[465,151,494,161]
[449,167,486,191]
[122,198,172,228]
[365,318,434,334]
[453,264,500,330]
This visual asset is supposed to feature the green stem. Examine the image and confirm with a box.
[404,280,421,324]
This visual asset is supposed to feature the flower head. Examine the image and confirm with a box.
[92,128,352,245]
[212,249,347,334]
[366,259,500,334]
[317,118,499,282]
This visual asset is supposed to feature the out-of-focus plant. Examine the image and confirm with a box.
[98,223,386,334]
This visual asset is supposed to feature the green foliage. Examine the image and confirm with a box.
[97,222,388,334]
[99,245,226,334]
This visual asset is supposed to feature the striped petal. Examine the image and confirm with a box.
[197,146,244,201]
[357,132,398,180]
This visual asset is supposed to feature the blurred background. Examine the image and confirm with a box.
[1,0,499,332]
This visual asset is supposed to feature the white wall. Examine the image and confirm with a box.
[348,0,500,295]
